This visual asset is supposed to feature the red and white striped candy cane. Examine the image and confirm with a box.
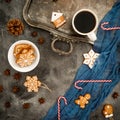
[74,80,112,90]
[57,96,67,120]
[101,22,120,30]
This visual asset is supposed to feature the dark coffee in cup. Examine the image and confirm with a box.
[72,9,98,41]
[74,11,96,33]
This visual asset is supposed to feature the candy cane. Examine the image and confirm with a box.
[101,22,120,30]
[74,80,112,90]
[57,96,67,120]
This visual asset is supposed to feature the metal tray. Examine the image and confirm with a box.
[23,0,115,55]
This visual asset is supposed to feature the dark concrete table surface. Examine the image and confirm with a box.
[0,0,120,120]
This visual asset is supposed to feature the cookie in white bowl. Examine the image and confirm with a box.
[8,40,40,72]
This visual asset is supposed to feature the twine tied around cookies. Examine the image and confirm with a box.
[24,75,52,92]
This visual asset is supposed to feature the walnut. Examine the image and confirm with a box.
[7,19,24,36]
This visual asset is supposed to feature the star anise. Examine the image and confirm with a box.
[12,86,20,93]
[13,72,21,80]
[38,97,45,104]
[0,85,3,92]
[112,92,119,99]
[4,101,11,108]
[38,37,45,45]
[5,0,12,3]
[53,0,58,2]
[4,69,10,76]
[31,31,38,37]
[23,103,30,109]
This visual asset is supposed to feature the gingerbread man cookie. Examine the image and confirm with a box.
[75,93,91,108]
[102,104,113,118]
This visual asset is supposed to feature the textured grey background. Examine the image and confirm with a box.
[0,0,120,120]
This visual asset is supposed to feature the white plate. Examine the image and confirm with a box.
[8,40,40,72]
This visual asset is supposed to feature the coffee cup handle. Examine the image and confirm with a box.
[87,32,97,42]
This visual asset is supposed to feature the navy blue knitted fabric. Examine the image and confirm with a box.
[43,1,120,120]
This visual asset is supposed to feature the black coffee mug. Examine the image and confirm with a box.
[72,9,98,41]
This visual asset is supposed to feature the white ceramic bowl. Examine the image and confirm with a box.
[8,40,40,72]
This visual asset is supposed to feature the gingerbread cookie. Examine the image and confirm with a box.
[13,44,36,67]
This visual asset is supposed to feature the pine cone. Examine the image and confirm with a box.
[7,19,24,36]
